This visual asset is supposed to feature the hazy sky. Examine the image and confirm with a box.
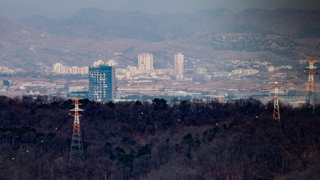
[1,0,320,19]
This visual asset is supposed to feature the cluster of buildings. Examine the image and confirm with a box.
[2,52,185,102]
[52,63,89,75]
[136,52,184,74]
[84,52,185,101]
[231,69,259,76]
[51,52,184,80]
[51,53,184,102]
[115,52,184,81]
[87,52,184,101]
[0,54,310,107]
[137,52,184,76]
[0,66,14,75]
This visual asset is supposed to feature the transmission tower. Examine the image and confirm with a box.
[70,98,84,160]
[272,82,281,120]
[305,55,318,106]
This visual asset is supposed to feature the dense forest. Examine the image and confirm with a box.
[0,96,320,180]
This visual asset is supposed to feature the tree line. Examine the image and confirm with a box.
[0,96,319,180]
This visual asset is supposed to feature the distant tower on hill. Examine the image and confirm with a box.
[272,82,281,120]
[174,53,184,75]
[138,53,153,71]
[70,98,84,160]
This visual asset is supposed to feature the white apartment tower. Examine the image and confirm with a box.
[174,53,184,75]
[93,60,104,67]
[52,63,63,72]
[138,53,153,71]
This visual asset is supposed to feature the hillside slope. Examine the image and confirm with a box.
[1,8,320,70]
[22,8,320,41]
[0,97,319,179]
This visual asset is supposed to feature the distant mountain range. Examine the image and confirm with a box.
[21,8,320,41]
[1,8,320,70]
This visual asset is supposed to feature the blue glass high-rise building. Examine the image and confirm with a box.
[89,66,116,102]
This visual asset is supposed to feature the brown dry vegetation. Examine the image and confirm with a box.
[0,96,319,179]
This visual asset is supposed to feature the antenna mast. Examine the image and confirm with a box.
[70,98,84,160]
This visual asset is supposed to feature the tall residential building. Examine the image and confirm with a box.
[82,66,89,75]
[174,53,184,75]
[106,60,117,66]
[89,66,116,102]
[71,66,78,75]
[93,60,105,67]
[59,66,66,74]
[52,63,63,73]
[138,53,153,71]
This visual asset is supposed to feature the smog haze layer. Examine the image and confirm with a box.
[1,0,320,19]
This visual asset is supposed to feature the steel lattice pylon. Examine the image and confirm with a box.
[70,98,84,160]
[306,55,318,106]
[272,82,280,120]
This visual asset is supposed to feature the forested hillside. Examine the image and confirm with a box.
[0,96,320,180]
